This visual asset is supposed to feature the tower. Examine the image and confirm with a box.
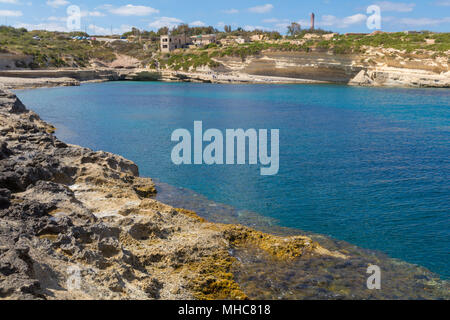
[311,13,315,30]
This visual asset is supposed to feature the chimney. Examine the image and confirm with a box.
[311,12,315,30]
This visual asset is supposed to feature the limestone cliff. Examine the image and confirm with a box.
[209,46,450,87]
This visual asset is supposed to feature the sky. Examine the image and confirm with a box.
[0,0,449,35]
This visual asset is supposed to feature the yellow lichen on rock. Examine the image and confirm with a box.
[175,208,207,223]
[221,225,348,260]
[182,251,248,300]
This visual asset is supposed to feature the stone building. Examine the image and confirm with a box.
[190,34,217,47]
[160,34,189,53]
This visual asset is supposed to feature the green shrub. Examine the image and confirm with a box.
[132,71,162,81]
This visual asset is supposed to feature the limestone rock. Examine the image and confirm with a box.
[0,88,346,300]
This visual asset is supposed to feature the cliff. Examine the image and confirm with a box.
[1,47,448,88]
[0,69,141,90]
[208,47,450,87]
[0,86,346,300]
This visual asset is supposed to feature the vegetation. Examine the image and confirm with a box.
[0,26,157,69]
[0,26,117,68]
[160,51,220,71]
[213,31,450,57]
[287,22,302,36]
[157,30,449,71]
[1,24,448,72]
[132,71,162,81]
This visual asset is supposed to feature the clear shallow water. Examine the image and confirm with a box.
[15,82,450,279]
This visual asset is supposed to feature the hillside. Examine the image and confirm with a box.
[0,26,449,87]
[156,32,450,87]
[0,26,156,69]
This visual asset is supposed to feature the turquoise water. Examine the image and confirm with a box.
[15,82,450,279]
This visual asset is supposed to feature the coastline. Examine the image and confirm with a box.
[0,63,449,90]
[1,83,449,299]
[0,84,352,300]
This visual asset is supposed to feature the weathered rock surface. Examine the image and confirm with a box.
[0,69,140,90]
[348,68,450,87]
[0,88,346,300]
[206,47,450,87]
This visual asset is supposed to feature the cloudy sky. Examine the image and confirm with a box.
[0,0,449,35]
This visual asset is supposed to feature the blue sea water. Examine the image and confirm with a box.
[15,82,450,278]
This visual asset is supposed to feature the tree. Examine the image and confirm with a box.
[287,22,301,36]
[224,25,232,33]
[157,27,169,36]
[132,27,140,36]
[172,23,189,35]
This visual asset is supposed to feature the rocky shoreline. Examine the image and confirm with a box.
[1,84,449,300]
[0,69,139,90]
[0,85,353,300]
[0,60,449,89]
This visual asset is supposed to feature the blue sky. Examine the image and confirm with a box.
[0,0,449,35]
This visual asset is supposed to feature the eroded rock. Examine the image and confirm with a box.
[0,88,364,300]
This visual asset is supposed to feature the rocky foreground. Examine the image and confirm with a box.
[0,86,348,300]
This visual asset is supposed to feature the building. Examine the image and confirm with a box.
[219,37,236,46]
[160,34,189,53]
[250,34,265,42]
[190,34,217,47]
[404,31,421,35]
[235,37,250,44]
[219,36,250,45]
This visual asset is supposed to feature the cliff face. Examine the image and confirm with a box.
[0,53,34,70]
[0,87,345,300]
[0,69,139,89]
[212,47,450,87]
[216,51,363,83]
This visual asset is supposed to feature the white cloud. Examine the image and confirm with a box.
[320,14,367,28]
[46,11,103,23]
[0,0,19,4]
[0,10,22,17]
[263,18,289,23]
[148,17,183,29]
[376,1,415,12]
[88,24,132,35]
[190,20,205,27]
[47,16,66,22]
[274,22,291,31]
[223,8,239,14]
[243,25,270,31]
[15,22,67,32]
[83,11,105,17]
[248,4,273,14]
[109,4,159,16]
[396,16,450,26]
[46,0,69,8]
[435,0,450,5]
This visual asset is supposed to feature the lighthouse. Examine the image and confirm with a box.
[311,12,315,30]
